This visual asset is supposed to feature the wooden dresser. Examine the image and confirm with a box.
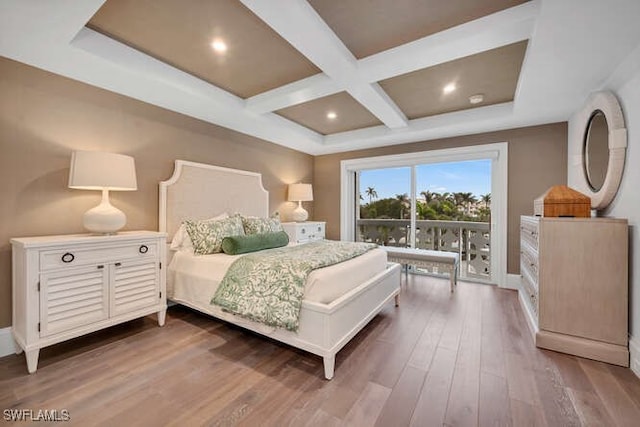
[520,216,629,366]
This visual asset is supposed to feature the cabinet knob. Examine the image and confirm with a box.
[301,229,306,234]
[317,226,322,232]
[139,245,149,254]
[61,252,75,263]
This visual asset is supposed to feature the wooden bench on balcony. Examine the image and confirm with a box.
[381,246,459,292]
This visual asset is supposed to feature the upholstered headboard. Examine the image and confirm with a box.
[159,160,269,242]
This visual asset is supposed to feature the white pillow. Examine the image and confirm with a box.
[170,213,228,252]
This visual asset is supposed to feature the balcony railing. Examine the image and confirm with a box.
[357,219,491,280]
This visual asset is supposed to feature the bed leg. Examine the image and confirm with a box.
[323,355,335,380]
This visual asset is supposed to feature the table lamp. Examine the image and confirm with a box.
[68,150,137,234]
[288,183,313,222]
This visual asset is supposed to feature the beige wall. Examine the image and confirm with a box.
[0,57,313,328]
[314,123,568,277]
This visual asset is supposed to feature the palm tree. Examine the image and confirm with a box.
[460,192,477,215]
[480,193,491,208]
[365,186,378,204]
[452,192,466,211]
[395,193,410,219]
[420,190,436,205]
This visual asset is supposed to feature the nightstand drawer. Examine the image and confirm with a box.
[298,223,325,240]
[40,240,158,271]
[282,221,326,244]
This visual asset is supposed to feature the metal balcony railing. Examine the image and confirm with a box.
[357,219,490,280]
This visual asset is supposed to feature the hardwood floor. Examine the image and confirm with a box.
[2,275,639,426]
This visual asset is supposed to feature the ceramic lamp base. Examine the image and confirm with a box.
[292,201,309,222]
[83,190,126,234]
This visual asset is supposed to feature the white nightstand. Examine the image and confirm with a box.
[282,221,326,244]
[11,231,167,373]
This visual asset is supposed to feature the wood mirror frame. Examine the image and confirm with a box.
[570,91,627,210]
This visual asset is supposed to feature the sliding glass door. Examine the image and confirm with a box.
[345,144,506,285]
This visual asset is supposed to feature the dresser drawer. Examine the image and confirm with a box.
[40,240,158,271]
[520,218,539,251]
[520,246,538,281]
[521,271,539,320]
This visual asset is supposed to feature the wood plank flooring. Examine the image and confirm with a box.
[1,275,639,426]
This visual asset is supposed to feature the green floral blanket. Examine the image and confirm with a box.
[211,240,377,332]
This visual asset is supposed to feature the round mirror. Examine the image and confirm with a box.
[569,91,627,211]
[583,110,609,191]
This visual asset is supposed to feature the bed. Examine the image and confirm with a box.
[159,160,401,379]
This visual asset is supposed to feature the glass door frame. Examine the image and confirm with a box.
[340,143,508,287]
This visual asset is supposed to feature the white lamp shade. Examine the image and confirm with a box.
[69,151,137,191]
[288,183,313,202]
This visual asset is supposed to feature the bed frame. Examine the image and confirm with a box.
[159,160,401,379]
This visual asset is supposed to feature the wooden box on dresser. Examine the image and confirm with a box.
[282,221,325,244]
[520,216,628,366]
[11,231,167,373]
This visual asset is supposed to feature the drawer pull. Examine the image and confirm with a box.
[61,252,75,263]
[97,265,104,270]
[115,262,122,267]
[301,229,306,234]
[139,245,149,254]
[317,226,322,232]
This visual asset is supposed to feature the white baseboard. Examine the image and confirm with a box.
[0,327,16,358]
[504,273,522,290]
[630,335,640,379]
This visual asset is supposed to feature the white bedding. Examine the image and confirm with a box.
[167,245,387,308]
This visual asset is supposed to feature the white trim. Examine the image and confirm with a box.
[505,273,522,290]
[630,335,640,379]
[340,142,508,287]
[0,327,17,358]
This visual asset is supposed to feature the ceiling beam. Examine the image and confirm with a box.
[240,0,408,129]
[244,1,538,115]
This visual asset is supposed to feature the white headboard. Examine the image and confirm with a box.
[159,160,269,241]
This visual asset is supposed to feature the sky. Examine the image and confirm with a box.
[359,159,491,201]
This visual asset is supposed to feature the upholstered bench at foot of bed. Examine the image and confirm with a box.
[381,246,459,292]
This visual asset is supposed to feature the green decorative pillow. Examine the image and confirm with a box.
[241,215,283,235]
[221,231,289,255]
[185,215,245,255]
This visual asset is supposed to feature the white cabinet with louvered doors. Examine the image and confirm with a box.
[11,231,167,373]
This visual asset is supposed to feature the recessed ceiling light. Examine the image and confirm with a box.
[469,94,484,104]
[443,83,456,94]
[327,111,337,120]
[210,39,227,53]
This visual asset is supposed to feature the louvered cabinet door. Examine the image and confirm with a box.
[39,265,109,337]
[110,260,160,316]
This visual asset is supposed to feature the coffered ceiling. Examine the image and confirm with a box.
[1,0,640,155]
